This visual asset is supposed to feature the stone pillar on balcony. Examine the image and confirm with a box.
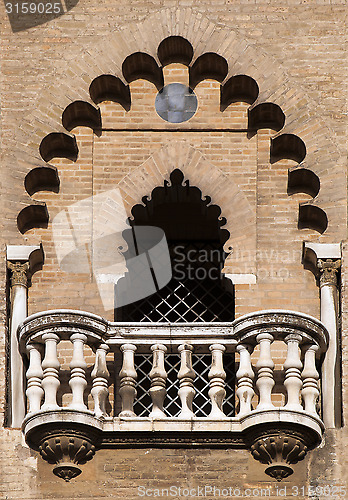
[119,344,137,417]
[69,333,88,411]
[26,343,44,414]
[91,343,110,418]
[301,343,320,416]
[177,344,195,418]
[255,333,275,410]
[41,333,61,410]
[208,344,226,419]
[236,343,255,416]
[6,244,44,427]
[149,344,167,418]
[302,242,341,428]
[283,334,303,411]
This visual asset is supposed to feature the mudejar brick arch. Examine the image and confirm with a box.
[18,35,329,237]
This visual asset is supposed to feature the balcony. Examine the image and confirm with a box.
[18,309,328,482]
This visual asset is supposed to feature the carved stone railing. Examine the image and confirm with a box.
[17,309,328,482]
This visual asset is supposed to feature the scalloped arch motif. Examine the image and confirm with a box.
[18,33,328,235]
[117,143,256,265]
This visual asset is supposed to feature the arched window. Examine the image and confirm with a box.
[115,169,235,417]
[115,169,235,323]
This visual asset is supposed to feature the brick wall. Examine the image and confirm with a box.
[1,2,347,499]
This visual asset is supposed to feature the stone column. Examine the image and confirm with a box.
[7,245,44,428]
[7,261,30,427]
[318,258,341,428]
[302,242,341,428]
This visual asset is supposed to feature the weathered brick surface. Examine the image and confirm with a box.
[0,2,347,499]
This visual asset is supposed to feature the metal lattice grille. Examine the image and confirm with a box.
[117,241,235,323]
[133,354,235,417]
[120,277,234,323]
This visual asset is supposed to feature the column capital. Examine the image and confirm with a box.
[7,244,44,288]
[302,241,341,282]
[7,261,30,288]
[317,259,341,287]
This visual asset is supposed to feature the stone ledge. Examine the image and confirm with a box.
[22,407,324,482]
[23,407,323,445]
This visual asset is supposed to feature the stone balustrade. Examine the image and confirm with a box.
[17,309,328,482]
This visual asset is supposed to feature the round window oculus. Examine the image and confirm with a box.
[155,83,198,123]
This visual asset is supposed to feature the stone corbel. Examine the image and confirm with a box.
[302,242,341,428]
[6,244,44,428]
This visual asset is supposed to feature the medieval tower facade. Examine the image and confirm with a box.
[0,1,347,499]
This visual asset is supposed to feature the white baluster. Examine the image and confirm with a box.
[208,344,226,419]
[255,333,275,410]
[177,344,195,418]
[284,334,303,411]
[119,344,137,417]
[26,343,44,414]
[149,344,167,418]
[41,333,60,410]
[69,333,88,411]
[301,344,320,415]
[91,343,110,418]
[236,344,255,416]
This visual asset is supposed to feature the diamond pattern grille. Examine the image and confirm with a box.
[117,241,235,323]
[133,353,235,417]
[121,277,234,323]
[117,238,236,418]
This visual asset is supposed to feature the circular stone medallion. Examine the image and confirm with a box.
[155,83,198,123]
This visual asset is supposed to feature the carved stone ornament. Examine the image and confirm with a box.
[26,423,102,482]
[39,434,96,481]
[7,261,30,288]
[250,434,308,481]
[317,259,341,287]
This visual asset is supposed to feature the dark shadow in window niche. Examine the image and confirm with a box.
[4,0,79,33]
[116,169,234,323]
[155,83,198,123]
